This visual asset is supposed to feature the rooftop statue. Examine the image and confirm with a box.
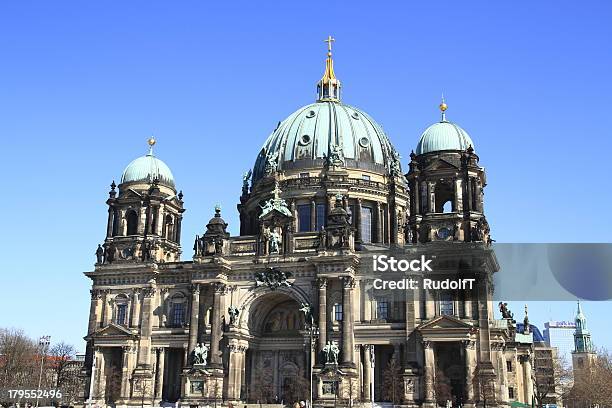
[498,302,514,319]
[242,169,252,195]
[264,151,279,176]
[325,143,344,167]
[259,184,292,219]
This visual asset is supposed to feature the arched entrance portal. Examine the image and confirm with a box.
[244,291,310,404]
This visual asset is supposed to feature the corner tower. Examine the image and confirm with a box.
[101,138,185,264]
[406,99,490,244]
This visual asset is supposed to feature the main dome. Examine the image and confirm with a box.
[252,101,400,182]
[121,141,175,189]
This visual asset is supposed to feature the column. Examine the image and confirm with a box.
[424,289,435,319]
[423,341,435,403]
[120,346,132,398]
[454,178,463,212]
[120,209,127,236]
[355,198,363,242]
[155,348,165,401]
[523,355,533,404]
[156,205,164,236]
[341,277,355,366]
[464,290,473,320]
[428,181,435,213]
[106,208,114,237]
[131,289,141,328]
[188,284,201,360]
[385,205,391,243]
[464,340,476,403]
[88,290,102,333]
[291,200,297,232]
[139,206,147,235]
[363,345,372,401]
[93,347,105,401]
[310,200,317,231]
[210,283,225,366]
[317,278,328,361]
[137,287,156,368]
[412,178,419,216]
[159,288,169,328]
[497,347,508,403]
[466,177,473,212]
[375,202,382,243]
[102,290,111,327]
[227,343,245,401]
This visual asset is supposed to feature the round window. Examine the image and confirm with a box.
[299,134,312,146]
[351,111,360,120]
[359,137,370,148]
[306,110,316,118]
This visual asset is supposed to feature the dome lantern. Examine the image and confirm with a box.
[317,35,341,102]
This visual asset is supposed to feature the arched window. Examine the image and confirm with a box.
[376,298,389,320]
[439,292,454,316]
[114,294,129,326]
[334,303,343,322]
[111,209,119,236]
[170,293,186,327]
[165,214,175,241]
[435,182,455,213]
[126,210,138,235]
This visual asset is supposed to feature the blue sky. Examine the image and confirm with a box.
[0,1,611,352]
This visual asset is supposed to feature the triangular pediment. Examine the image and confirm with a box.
[87,323,138,340]
[417,315,474,331]
[423,158,459,172]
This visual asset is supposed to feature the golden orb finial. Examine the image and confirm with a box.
[439,94,448,121]
[439,94,448,112]
[148,137,156,146]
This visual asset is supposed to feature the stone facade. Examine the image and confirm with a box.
[81,44,546,408]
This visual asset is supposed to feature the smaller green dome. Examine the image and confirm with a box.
[416,120,474,155]
[121,145,175,189]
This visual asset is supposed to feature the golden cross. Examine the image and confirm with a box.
[324,35,335,56]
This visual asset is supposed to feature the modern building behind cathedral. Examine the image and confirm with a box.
[82,38,558,408]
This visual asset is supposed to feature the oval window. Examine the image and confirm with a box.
[351,111,360,120]
[306,110,316,118]
[359,137,370,148]
[299,134,312,146]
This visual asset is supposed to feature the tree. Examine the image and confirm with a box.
[567,349,612,407]
[532,351,571,408]
[433,370,452,406]
[283,370,310,405]
[48,341,77,387]
[249,361,274,403]
[382,358,402,406]
[104,364,123,405]
[0,328,41,407]
[473,372,496,407]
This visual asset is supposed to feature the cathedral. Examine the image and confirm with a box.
[82,38,544,408]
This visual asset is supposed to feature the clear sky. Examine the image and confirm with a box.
[1,1,611,352]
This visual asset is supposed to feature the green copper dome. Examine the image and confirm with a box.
[415,103,475,155]
[252,101,401,182]
[416,120,474,155]
[121,141,175,189]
